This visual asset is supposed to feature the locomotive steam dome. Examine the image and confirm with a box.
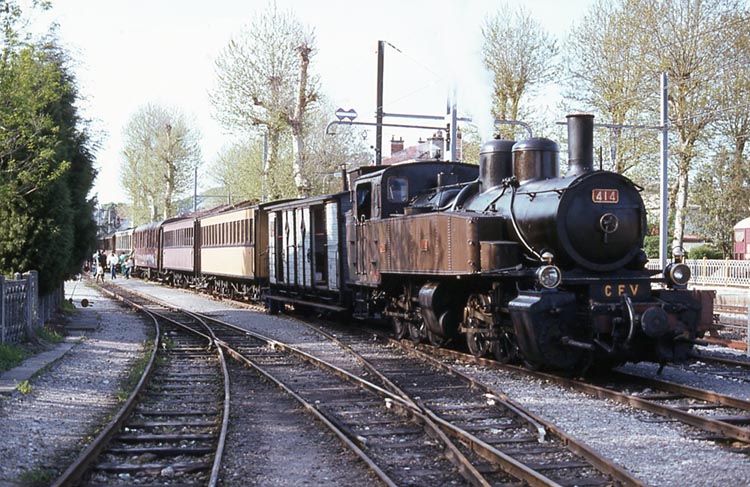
[512,137,559,182]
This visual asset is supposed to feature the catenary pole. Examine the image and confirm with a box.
[659,72,669,269]
[375,40,384,166]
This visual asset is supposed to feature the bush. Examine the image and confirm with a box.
[688,244,723,260]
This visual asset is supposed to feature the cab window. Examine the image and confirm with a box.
[356,183,372,220]
[387,176,409,202]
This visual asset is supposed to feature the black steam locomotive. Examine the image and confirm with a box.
[124,114,713,372]
[341,113,712,371]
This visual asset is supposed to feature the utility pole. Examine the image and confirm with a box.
[659,72,669,269]
[375,40,384,166]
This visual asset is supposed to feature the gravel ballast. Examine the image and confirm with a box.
[0,280,150,484]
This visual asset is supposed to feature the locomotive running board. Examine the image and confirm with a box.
[268,295,348,313]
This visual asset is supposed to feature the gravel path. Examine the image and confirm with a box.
[0,280,150,485]
[115,279,750,487]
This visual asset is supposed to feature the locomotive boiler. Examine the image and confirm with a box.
[348,114,713,371]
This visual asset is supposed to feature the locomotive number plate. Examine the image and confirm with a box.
[592,189,619,203]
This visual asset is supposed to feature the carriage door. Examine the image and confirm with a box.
[355,183,372,277]
[325,201,340,291]
[275,212,285,283]
[312,205,328,288]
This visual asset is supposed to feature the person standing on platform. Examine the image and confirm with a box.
[107,251,118,280]
[124,255,134,279]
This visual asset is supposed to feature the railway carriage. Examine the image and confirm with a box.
[161,216,199,287]
[114,228,134,257]
[133,221,162,278]
[197,201,269,299]
[266,192,351,313]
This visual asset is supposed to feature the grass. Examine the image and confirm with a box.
[60,299,77,313]
[17,379,32,395]
[36,326,65,344]
[116,339,155,402]
[18,465,57,485]
[0,343,28,373]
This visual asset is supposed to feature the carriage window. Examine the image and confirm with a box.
[387,177,408,202]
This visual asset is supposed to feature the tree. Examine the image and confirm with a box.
[644,0,745,253]
[212,1,319,199]
[300,101,370,195]
[565,0,653,175]
[481,4,558,139]
[208,100,370,201]
[565,0,748,253]
[120,104,202,223]
[0,33,97,293]
[691,150,749,256]
[208,136,294,205]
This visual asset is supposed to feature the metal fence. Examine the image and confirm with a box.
[0,271,63,345]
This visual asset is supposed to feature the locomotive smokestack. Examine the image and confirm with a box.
[566,114,594,176]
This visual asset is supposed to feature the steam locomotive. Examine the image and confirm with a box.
[117,114,713,371]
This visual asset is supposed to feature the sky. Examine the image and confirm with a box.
[33,0,594,204]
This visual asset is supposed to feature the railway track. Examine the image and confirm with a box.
[687,352,750,383]
[397,341,750,449]
[199,311,644,486]
[107,282,643,486]
[52,284,229,487]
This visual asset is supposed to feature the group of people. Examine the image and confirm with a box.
[93,250,134,282]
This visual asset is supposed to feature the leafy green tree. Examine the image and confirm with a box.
[208,101,370,202]
[120,104,202,224]
[565,0,653,175]
[691,150,749,256]
[565,0,748,253]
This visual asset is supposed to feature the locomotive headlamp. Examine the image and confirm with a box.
[537,265,562,289]
[666,263,691,286]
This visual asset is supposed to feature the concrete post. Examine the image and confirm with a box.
[0,275,5,344]
[24,272,33,336]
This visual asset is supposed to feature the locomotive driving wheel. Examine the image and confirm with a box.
[464,294,493,358]
[491,332,518,363]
